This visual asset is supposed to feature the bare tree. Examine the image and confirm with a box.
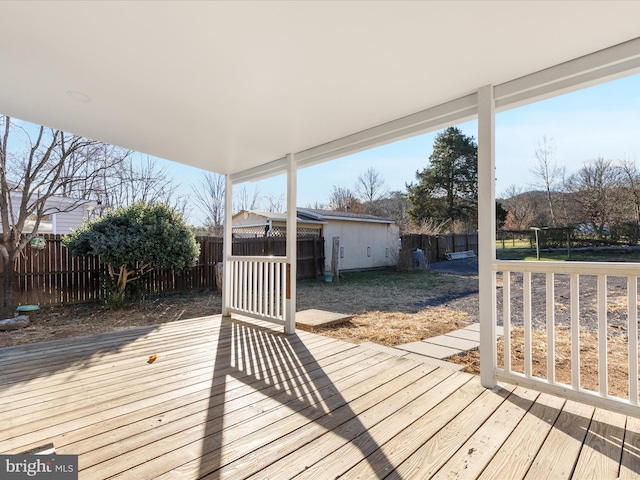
[500,184,539,230]
[56,143,131,202]
[355,167,387,214]
[531,137,564,227]
[306,201,327,210]
[263,193,284,213]
[96,155,188,215]
[327,186,361,212]
[564,157,624,238]
[192,172,226,236]
[619,157,640,229]
[373,190,411,232]
[0,116,118,317]
[234,184,261,212]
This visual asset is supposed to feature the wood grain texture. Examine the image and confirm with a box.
[1,314,637,479]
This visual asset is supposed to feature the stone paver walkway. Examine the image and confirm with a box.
[361,323,503,372]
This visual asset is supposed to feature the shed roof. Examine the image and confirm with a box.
[298,209,395,224]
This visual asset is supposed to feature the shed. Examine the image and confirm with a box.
[233,208,399,271]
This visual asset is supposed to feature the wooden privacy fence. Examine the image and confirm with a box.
[400,233,478,263]
[230,236,324,279]
[1,235,324,307]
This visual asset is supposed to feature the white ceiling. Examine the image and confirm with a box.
[1,1,640,177]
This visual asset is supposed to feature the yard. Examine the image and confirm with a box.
[0,268,478,349]
[2,257,638,398]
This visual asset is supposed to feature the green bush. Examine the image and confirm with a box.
[64,202,199,308]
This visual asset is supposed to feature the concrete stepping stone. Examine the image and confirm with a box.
[395,341,460,359]
[426,335,479,351]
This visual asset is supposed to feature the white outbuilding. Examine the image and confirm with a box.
[232,208,399,272]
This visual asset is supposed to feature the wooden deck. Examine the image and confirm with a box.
[1,315,639,479]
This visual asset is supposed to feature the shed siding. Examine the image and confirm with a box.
[323,221,399,271]
[0,195,92,235]
[55,208,91,234]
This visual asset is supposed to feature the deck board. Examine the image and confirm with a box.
[1,314,639,479]
[478,392,565,479]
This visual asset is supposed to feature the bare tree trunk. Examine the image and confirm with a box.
[545,188,556,228]
[1,255,16,318]
[531,137,564,228]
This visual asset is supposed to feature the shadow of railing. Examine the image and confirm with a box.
[503,390,640,473]
[197,316,396,479]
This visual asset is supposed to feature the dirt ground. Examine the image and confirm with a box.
[0,292,223,348]
[448,326,634,398]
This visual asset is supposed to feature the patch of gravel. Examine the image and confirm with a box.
[496,272,631,334]
[428,258,478,275]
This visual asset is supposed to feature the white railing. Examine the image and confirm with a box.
[227,256,288,325]
[493,260,640,417]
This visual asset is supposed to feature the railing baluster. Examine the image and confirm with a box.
[262,262,267,316]
[281,262,287,319]
[546,272,555,384]
[275,262,281,319]
[503,271,511,373]
[524,271,532,378]
[252,261,257,313]
[242,260,248,311]
[598,274,608,396]
[233,260,238,310]
[571,273,580,390]
[629,276,638,405]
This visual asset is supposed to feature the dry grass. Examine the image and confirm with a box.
[314,307,471,347]
[448,325,635,398]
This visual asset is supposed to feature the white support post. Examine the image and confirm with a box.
[285,153,297,334]
[478,84,497,388]
[222,175,233,317]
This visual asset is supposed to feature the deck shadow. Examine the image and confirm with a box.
[197,315,397,479]
[0,324,162,393]
[503,389,640,474]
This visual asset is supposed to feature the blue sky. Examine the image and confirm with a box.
[172,72,640,224]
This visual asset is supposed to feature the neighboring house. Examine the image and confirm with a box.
[232,208,399,271]
[1,190,97,235]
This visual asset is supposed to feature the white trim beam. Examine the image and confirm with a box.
[230,156,288,184]
[228,36,640,185]
[295,94,478,170]
[478,84,497,389]
[285,153,297,334]
[222,174,233,317]
[495,36,640,110]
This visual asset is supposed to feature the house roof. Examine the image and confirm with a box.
[232,210,326,225]
[0,2,639,180]
[234,208,394,225]
[298,208,395,224]
[9,189,97,209]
